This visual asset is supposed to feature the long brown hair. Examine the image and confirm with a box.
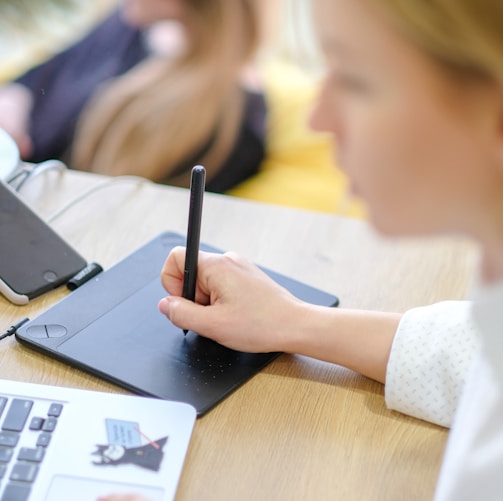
[71,0,262,186]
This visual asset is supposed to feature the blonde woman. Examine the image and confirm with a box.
[0,0,266,192]
[158,0,503,499]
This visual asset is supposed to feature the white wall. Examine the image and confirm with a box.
[276,0,323,72]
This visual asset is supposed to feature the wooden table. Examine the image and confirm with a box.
[0,170,478,500]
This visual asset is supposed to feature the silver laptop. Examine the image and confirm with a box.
[0,378,196,501]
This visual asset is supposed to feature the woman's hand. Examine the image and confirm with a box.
[158,247,304,353]
[0,83,33,159]
[159,247,399,383]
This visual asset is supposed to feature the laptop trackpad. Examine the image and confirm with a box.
[46,475,164,501]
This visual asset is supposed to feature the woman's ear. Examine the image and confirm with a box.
[475,81,503,172]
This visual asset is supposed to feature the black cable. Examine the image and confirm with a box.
[0,317,30,341]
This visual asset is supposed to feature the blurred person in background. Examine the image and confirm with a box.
[0,0,365,216]
[0,0,267,193]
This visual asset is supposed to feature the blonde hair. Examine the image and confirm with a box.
[371,0,503,83]
[71,0,262,186]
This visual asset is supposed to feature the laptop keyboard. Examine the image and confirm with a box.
[0,395,63,501]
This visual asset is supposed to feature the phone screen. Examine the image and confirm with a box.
[0,181,87,303]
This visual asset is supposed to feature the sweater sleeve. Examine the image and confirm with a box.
[385,301,480,428]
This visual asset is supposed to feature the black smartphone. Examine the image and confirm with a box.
[0,180,87,305]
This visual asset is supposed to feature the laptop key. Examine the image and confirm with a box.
[0,482,31,501]
[17,448,45,463]
[28,417,43,431]
[0,464,7,480]
[36,433,51,448]
[47,403,63,417]
[0,447,13,463]
[9,462,38,482]
[0,432,19,448]
[1,400,33,432]
[41,417,57,433]
[0,398,7,420]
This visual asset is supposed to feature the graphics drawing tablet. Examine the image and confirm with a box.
[15,231,339,416]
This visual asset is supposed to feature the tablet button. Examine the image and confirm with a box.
[25,326,48,339]
[45,325,67,338]
[43,271,58,283]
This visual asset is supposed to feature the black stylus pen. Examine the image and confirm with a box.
[182,165,206,335]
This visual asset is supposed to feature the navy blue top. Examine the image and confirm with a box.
[16,10,266,193]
